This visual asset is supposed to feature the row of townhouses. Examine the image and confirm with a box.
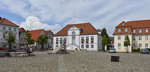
[1,17,149,52]
[0,17,53,49]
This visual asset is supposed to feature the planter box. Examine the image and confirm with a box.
[111,56,119,62]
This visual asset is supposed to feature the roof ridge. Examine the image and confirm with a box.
[68,22,90,25]
[127,19,150,22]
[29,29,44,31]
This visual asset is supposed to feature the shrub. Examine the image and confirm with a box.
[132,48,140,52]
[146,48,150,52]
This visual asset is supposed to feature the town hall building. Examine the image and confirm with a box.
[53,23,102,51]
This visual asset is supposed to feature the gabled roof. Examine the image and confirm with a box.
[55,23,98,36]
[113,19,150,35]
[0,17,19,27]
[19,27,26,33]
[28,29,44,41]
[45,30,54,36]
[96,29,101,32]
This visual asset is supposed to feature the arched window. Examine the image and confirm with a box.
[72,31,75,35]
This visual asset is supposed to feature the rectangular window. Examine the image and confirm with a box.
[139,43,142,48]
[56,38,58,42]
[133,29,136,33]
[86,45,89,48]
[81,45,84,48]
[139,36,142,40]
[145,43,148,48]
[91,36,94,43]
[91,45,94,48]
[118,28,121,32]
[118,35,121,40]
[145,35,148,40]
[3,26,5,30]
[9,27,11,31]
[14,28,16,31]
[133,36,135,40]
[86,36,89,43]
[139,29,142,33]
[81,37,84,43]
[81,37,84,41]
[118,43,121,48]
[124,28,128,32]
[60,38,62,44]
[56,45,58,47]
[3,33,5,38]
[64,37,66,42]
[145,29,149,33]
[133,44,136,48]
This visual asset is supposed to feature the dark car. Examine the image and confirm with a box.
[109,48,116,53]
[140,49,149,54]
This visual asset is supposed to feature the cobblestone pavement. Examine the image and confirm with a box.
[0,51,150,72]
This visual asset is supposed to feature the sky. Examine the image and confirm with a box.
[0,0,150,36]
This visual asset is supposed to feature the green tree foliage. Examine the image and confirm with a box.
[101,28,109,38]
[5,31,15,50]
[124,35,130,52]
[24,32,34,48]
[37,35,48,50]
[102,35,108,49]
[101,28,109,50]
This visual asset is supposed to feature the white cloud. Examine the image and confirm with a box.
[20,16,60,33]
[1,0,150,36]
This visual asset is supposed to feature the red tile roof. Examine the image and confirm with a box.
[113,20,150,35]
[19,27,26,33]
[96,29,101,32]
[55,23,98,36]
[45,30,54,36]
[0,17,19,27]
[28,29,44,41]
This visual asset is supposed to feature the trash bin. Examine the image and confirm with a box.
[111,56,119,62]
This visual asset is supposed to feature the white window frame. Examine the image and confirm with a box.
[118,43,121,48]
[145,29,149,33]
[145,35,148,40]
[139,29,142,33]
[118,28,121,32]
[145,43,148,48]
[124,28,128,32]
[133,29,136,33]
[91,45,94,48]
[139,36,142,40]
[118,35,121,40]
[139,43,142,48]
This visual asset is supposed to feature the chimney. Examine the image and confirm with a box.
[0,17,2,20]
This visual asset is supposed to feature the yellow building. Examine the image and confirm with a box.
[113,20,150,52]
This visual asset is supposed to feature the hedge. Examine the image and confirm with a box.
[132,48,140,52]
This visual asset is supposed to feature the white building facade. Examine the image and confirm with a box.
[0,17,19,49]
[53,23,102,51]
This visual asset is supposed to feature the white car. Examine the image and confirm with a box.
[109,48,116,53]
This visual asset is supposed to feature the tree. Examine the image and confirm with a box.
[101,28,109,50]
[5,31,15,50]
[124,35,130,52]
[37,35,48,50]
[24,32,34,50]
[102,35,108,51]
[101,28,109,38]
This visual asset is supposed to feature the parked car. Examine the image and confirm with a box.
[0,48,5,50]
[140,49,149,54]
[109,48,116,53]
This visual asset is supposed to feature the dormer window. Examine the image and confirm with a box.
[145,29,149,33]
[133,29,136,33]
[122,23,125,25]
[139,29,142,33]
[124,28,128,32]
[118,28,121,32]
